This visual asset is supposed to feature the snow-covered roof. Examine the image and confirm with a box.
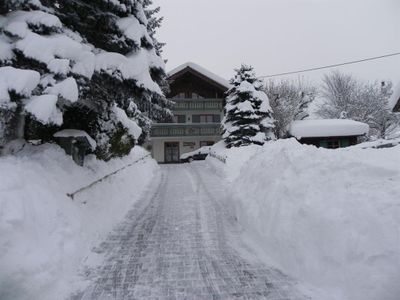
[289,119,369,138]
[389,82,400,111]
[54,129,97,150]
[168,62,231,89]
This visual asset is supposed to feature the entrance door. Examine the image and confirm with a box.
[164,142,180,163]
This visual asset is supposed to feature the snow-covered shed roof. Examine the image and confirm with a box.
[389,82,400,111]
[168,62,231,90]
[289,119,369,139]
[54,129,97,150]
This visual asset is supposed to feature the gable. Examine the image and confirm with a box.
[167,63,230,99]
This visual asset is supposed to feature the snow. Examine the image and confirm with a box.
[351,136,400,149]
[2,11,61,39]
[112,104,142,139]
[54,129,97,150]
[180,146,212,160]
[0,36,14,62]
[236,100,255,113]
[15,32,95,78]
[389,82,400,110]
[290,119,369,138]
[0,144,157,300]
[25,94,62,125]
[95,49,163,94]
[168,62,231,89]
[207,139,400,300]
[47,58,70,75]
[0,67,40,107]
[45,77,79,103]
[116,16,151,46]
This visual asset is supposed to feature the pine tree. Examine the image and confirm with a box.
[222,65,275,148]
[0,0,170,160]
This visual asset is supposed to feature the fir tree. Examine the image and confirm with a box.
[222,65,275,148]
[0,0,171,160]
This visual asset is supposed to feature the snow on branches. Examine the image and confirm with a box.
[0,0,170,160]
[222,65,275,148]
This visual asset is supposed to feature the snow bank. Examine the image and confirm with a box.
[0,145,158,300]
[207,139,400,300]
[290,119,369,138]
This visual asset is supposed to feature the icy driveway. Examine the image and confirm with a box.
[72,163,308,300]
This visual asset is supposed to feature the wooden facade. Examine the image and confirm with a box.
[168,67,227,99]
[297,136,359,149]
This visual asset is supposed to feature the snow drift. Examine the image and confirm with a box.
[208,139,400,300]
[0,145,158,300]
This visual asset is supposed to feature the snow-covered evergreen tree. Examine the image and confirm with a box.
[222,65,275,148]
[0,0,170,159]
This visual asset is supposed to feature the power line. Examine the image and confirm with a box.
[259,51,400,79]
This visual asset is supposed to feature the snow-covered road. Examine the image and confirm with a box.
[72,163,308,300]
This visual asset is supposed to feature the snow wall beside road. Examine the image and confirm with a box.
[208,139,400,300]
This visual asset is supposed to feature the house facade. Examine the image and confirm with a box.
[147,63,230,163]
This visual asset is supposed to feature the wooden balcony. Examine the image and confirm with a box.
[172,98,223,111]
[151,123,221,137]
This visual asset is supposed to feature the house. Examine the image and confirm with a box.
[289,119,369,149]
[389,82,400,112]
[147,62,230,163]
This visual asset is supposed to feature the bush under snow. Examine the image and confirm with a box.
[0,145,158,300]
[208,139,400,300]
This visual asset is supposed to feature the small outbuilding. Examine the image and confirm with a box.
[54,129,97,166]
[289,119,369,149]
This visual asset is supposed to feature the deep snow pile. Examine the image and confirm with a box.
[207,139,400,300]
[0,145,158,300]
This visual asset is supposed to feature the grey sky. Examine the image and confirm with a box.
[153,0,400,85]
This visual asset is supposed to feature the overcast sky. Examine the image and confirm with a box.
[153,0,400,86]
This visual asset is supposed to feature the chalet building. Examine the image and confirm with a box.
[147,63,230,163]
[289,119,369,149]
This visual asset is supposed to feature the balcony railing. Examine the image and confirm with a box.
[151,123,221,137]
[172,98,223,111]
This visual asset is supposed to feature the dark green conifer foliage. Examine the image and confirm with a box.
[0,0,171,160]
[222,65,275,148]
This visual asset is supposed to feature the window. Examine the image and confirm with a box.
[327,140,340,149]
[173,115,186,123]
[192,114,221,123]
[200,141,214,147]
[200,115,214,123]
